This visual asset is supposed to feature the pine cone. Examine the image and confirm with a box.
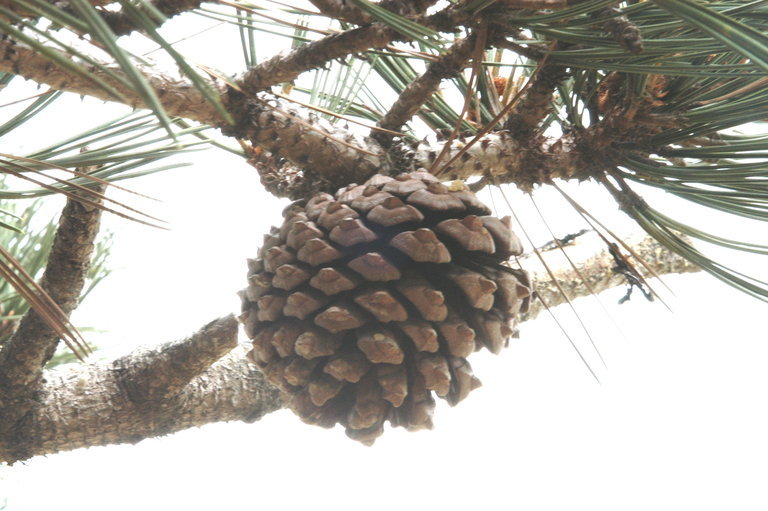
[239,171,531,444]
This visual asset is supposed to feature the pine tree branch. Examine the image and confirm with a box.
[0,189,105,386]
[0,34,639,192]
[242,23,394,92]
[0,37,227,126]
[0,37,390,186]
[373,34,477,146]
[523,235,701,321]
[416,129,595,188]
[504,57,568,138]
[226,93,386,190]
[113,315,239,404]
[99,0,204,36]
[0,315,282,463]
[0,12,657,193]
[0,186,105,446]
[0,236,698,463]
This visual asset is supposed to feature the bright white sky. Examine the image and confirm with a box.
[2,4,768,510]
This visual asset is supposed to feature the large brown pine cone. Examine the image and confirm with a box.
[239,170,531,444]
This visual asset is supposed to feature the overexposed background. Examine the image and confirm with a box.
[2,7,768,510]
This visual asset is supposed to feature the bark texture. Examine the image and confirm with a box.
[375,35,477,143]
[0,189,105,450]
[523,235,701,321]
[0,192,103,386]
[226,93,385,189]
[0,38,225,126]
[242,24,395,92]
[5,320,281,462]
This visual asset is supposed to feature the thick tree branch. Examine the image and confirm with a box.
[0,7,658,194]
[0,236,698,463]
[0,35,644,193]
[0,38,227,126]
[0,190,104,387]
[1,316,281,463]
[0,187,105,448]
[0,5,500,186]
[0,39,385,186]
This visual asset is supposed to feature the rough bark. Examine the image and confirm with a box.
[0,38,226,126]
[374,35,477,145]
[225,93,386,189]
[0,236,699,464]
[415,130,596,189]
[2,317,282,463]
[523,235,701,321]
[100,0,204,36]
[0,187,105,448]
[242,24,395,92]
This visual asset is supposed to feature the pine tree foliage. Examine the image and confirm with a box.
[0,0,764,459]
